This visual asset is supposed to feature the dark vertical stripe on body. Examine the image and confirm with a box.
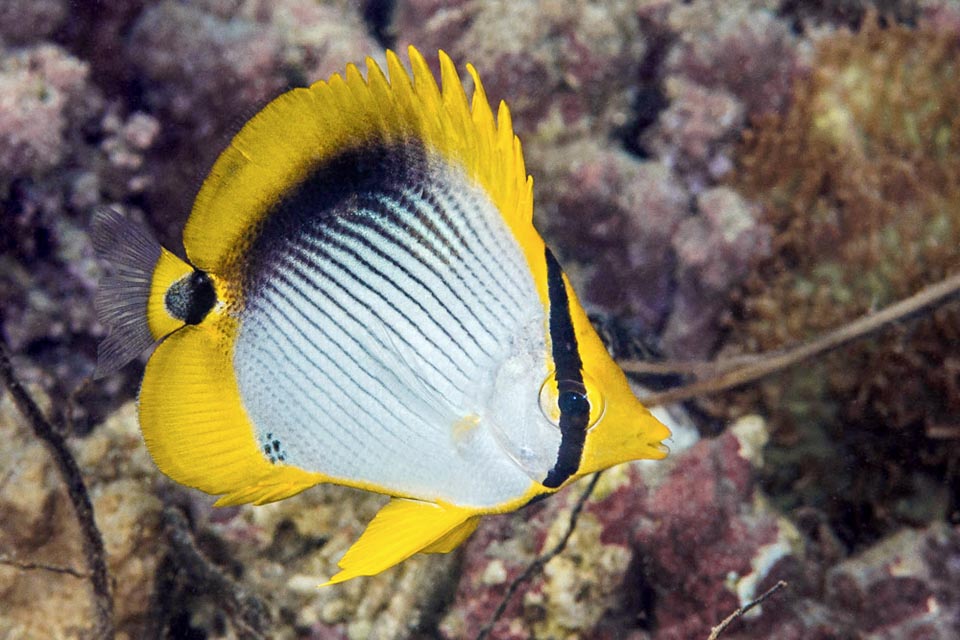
[341,199,506,340]
[293,233,472,375]
[325,219,494,359]
[387,188,524,322]
[542,248,588,489]
[269,251,459,399]
[249,283,404,446]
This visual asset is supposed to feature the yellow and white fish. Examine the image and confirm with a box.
[93,47,670,585]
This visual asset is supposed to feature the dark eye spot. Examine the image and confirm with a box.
[164,270,217,324]
[559,390,589,417]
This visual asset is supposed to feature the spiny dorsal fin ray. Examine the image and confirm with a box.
[322,499,475,586]
[184,47,534,279]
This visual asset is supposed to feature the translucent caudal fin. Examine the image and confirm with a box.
[91,207,190,378]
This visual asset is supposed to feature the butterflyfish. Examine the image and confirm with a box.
[92,46,671,585]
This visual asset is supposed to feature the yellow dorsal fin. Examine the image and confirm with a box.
[184,46,534,280]
[322,499,473,586]
[139,324,326,504]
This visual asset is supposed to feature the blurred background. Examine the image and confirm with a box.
[0,0,958,638]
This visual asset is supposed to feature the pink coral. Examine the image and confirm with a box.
[539,142,689,332]
[442,419,804,639]
[643,77,744,188]
[634,429,798,639]
[665,8,809,118]
[0,44,90,177]
[394,0,649,138]
[662,186,771,359]
[0,0,68,45]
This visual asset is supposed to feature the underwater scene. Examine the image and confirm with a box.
[1,0,958,638]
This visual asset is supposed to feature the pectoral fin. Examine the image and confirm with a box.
[322,499,477,586]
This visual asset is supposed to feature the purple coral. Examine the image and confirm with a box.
[826,525,960,637]
[128,1,285,127]
[394,0,649,137]
[664,8,809,118]
[539,142,690,333]
[126,0,379,236]
[0,0,68,46]
[663,187,771,359]
[0,44,91,177]
[642,77,744,189]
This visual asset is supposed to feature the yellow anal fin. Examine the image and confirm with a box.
[213,480,316,507]
[322,499,476,586]
[421,516,480,554]
[139,325,325,503]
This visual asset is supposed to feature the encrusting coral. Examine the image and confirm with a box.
[3,1,960,638]
[724,10,960,547]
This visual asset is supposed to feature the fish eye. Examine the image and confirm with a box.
[538,372,605,430]
[558,389,589,416]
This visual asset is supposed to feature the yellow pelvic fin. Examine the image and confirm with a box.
[184,47,535,282]
[139,324,326,505]
[146,247,193,341]
[322,499,476,586]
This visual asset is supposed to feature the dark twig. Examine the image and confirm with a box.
[0,554,88,579]
[65,376,94,437]
[707,580,788,640]
[620,353,761,377]
[476,472,603,640]
[628,271,960,407]
[162,507,271,639]
[0,340,115,639]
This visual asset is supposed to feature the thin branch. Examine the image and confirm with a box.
[620,353,761,377]
[65,376,94,437]
[476,472,603,640]
[634,271,960,407]
[162,507,271,639]
[0,340,115,639]
[707,580,788,640]
[0,554,89,579]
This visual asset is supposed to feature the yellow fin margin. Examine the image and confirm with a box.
[183,46,540,296]
[138,324,326,505]
[567,281,672,477]
[322,499,476,586]
[146,248,193,340]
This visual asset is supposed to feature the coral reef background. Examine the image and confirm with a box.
[1,0,958,638]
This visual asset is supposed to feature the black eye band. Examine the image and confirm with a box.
[542,248,588,489]
[558,388,589,417]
